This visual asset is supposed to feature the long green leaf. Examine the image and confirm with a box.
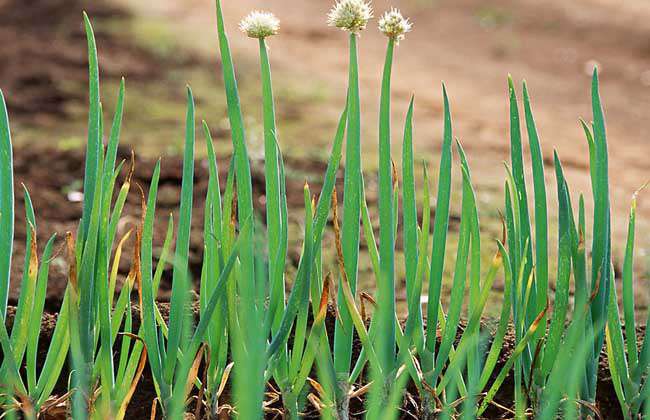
[104,77,125,177]
[622,190,640,373]
[589,68,612,368]
[258,37,285,338]
[540,152,572,376]
[140,160,168,401]
[8,188,37,367]
[478,303,547,416]
[267,102,348,359]
[522,82,548,336]
[479,242,512,389]
[0,90,14,318]
[26,234,56,392]
[402,96,418,319]
[164,86,195,383]
[424,84,453,368]
[430,157,474,386]
[376,36,396,374]
[215,2,262,417]
[334,31,362,382]
[508,77,535,338]
[81,12,101,242]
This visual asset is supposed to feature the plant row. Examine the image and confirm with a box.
[0,1,648,419]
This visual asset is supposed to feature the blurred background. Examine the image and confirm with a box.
[1,0,649,313]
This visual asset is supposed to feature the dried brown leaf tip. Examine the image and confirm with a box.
[65,232,77,294]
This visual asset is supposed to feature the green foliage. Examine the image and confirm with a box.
[0,5,648,420]
[0,89,13,319]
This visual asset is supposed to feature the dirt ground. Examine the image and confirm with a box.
[7,146,336,306]
[2,301,627,419]
[185,0,650,275]
[119,0,650,314]
[1,1,648,416]
[2,0,650,305]
[5,0,650,221]
[0,0,167,122]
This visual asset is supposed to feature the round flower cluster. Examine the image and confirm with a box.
[378,8,412,42]
[239,11,280,39]
[327,0,373,33]
[239,3,412,43]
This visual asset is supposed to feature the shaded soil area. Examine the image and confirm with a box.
[0,0,163,123]
[8,146,333,310]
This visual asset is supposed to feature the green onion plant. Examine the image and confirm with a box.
[1,2,649,419]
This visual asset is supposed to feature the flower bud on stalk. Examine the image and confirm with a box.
[378,8,412,43]
[239,11,280,39]
[327,0,373,33]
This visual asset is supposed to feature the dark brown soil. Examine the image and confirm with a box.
[0,0,640,418]
[0,0,164,123]
[4,302,627,419]
[0,143,628,415]
[8,146,334,311]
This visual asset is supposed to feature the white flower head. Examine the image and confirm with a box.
[239,11,280,39]
[327,0,373,33]
[378,8,412,42]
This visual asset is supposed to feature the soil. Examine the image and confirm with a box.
[2,0,648,417]
[0,147,626,418]
[8,146,334,310]
[4,302,625,419]
[209,0,650,236]
[5,0,650,243]
[0,0,163,124]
